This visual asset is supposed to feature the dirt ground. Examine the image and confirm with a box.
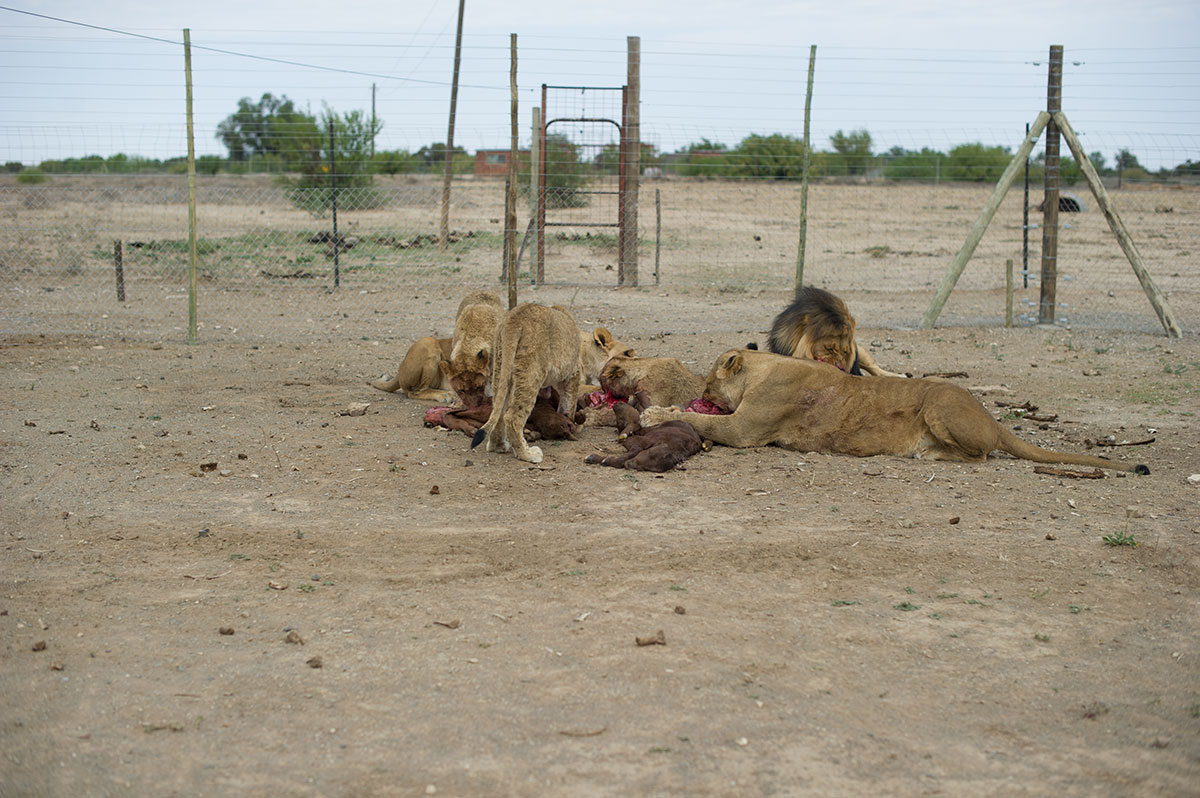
[2,283,1199,796]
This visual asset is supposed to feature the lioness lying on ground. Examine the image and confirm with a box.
[471,303,582,464]
[768,285,904,377]
[640,348,1149,474]
[441,290,504,407]
[370,335,454,402]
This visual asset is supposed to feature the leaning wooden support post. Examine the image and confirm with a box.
[1053,112,1183,338]
[920,111,1051,329]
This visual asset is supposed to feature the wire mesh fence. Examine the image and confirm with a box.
[3,172,1195,342]
[1,21,1197,342]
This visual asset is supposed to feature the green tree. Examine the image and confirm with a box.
[944,142,1011,182]
[542,133,590,206]
[829,129,873,176]
[669,139,731,178]
[416,142,471,174]
[216,93,319,166]
[1173,159,1200,177]
[285,107,383,213]
[883,147,945,181]
[372,149,420,175]
[1114,149,1142,172]
[729,133,808,180]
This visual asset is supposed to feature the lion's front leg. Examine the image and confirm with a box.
[639,406,768,449]
[855,344,907,378]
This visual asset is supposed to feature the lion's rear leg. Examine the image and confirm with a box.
[407,387,455,403]
[917,408,992,462]
[504,412,542,463]
[484,416,510,453]
[499,390,542,463]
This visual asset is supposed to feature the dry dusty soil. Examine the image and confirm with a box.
[2,287,1199,796]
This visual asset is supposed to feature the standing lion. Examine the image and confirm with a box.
[441,290,504,407]
[470,303,582,464]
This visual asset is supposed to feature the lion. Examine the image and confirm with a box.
[599,355,705,409]
[441,290,504,407]
[768,285,903,377]
[640,348,1150,474]
[579,327,634,384]
[577,354,705,428]
[369,335,454,403]
[470,303,582,464]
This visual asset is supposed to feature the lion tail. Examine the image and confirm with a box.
[995,427,1149,474]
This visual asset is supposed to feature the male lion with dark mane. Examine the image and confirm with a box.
[768,285,903,377]
[640,348,1149,474]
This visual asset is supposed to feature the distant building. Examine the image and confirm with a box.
[474,150,530,177]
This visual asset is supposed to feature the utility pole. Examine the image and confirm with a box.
[439,0,465,251]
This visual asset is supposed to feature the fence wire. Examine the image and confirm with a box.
[1,172,1195,342]
[2,27,1198,342]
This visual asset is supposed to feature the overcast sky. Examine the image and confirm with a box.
[2,0,1198,169]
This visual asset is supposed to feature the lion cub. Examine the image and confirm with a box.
[370,336,454,402]
[470,303,582,464]
[600,355,705,409]
[579,327,633,384]
[441,290,504,407]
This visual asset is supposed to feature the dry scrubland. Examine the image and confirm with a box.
[1,175,1199,796]
[2,174,1196,340]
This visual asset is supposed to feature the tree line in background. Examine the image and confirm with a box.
[9,93,1199,194]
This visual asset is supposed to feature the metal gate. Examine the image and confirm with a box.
[536,84,631,285]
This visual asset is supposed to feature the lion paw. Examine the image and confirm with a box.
[520,445,544,464]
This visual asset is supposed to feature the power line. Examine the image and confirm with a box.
[0,5,505,90]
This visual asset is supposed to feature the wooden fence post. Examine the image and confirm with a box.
[114,240,125,302]
[183,28,198,344]
[505,33,519,310]
[795,44,816,291]
[1005,258,1013,327]
[1038,45,1063,324]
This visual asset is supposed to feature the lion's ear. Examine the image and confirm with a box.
[475,348,488,364]
[610,365,625,379]
[592,327,613,348]
[621,347,636,358]
[721,352,744,376]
